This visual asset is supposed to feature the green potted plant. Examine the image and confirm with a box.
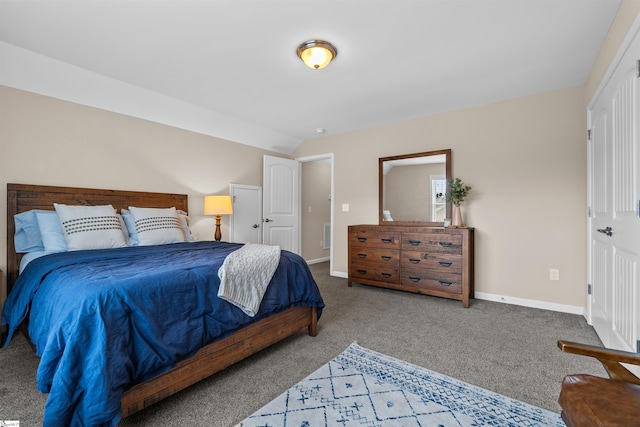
[446,178,472,226]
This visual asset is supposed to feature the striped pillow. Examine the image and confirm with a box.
[128,206,185,246]
[54,204,127,250]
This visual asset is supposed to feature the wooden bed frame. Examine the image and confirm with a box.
[5,183,318,418]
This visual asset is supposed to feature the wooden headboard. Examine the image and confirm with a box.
[6,183,189,293]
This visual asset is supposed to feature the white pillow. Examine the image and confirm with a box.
[54,204,128,251]
[128,206,185,246]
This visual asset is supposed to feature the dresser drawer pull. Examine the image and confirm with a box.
[381,238,393,244]
[408,239,421,245]
[439,242,453,247]
[408,277,421,282]
[357,269,367,275]
[438,261,452,267]
[381,273,392,278]
[439,280,453,286]
[408,258,420,264]
[381,256,392,261]
[357,253,367,258]
[357,237,367,242]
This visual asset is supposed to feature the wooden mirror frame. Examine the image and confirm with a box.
[379,149,452,226]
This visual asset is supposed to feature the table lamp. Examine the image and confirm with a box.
[204,195,233,241]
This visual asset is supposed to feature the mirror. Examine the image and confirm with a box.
[379,149,451,226]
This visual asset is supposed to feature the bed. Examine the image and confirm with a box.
[3,183,324,426]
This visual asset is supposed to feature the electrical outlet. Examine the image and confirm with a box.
[342,203,349,212]
[549,269,560,281]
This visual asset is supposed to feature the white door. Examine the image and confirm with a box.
[588,93,613,346]
[588,25,640,352]
[263,155,300,253]
[229,184,262,244]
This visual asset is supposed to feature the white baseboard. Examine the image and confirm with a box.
[306,257,330,265]
[331,270,584,315]
[474,292,585,315]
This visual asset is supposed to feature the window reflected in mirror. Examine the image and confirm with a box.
[379,149,451,226]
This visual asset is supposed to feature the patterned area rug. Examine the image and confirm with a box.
[238,342,563,427]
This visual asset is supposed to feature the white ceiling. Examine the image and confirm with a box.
[0,0,622,154]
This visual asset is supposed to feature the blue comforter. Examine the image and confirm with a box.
[1,241,324,426]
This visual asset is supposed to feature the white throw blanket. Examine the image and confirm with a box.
[217,243,281,317]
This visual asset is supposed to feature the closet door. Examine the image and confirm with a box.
[588,25,640,352]
[588,89,612,347]
[262,155,300,253]
[229,184,262,244]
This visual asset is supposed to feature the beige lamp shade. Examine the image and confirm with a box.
[204,195,233,241]
[204,195,233,216]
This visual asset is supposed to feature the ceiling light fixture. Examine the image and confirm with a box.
[297,40,338,70]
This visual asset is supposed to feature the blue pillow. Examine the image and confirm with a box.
[36,211,68,252]
[14,210,46,253]
[117,214,129,242]
[176,210,195,242]
[121,209,139,246]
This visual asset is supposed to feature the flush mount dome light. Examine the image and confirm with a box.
[297,40,337,70]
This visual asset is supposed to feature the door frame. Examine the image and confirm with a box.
[296,153,335,275]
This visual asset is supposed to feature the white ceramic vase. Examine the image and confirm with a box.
[452,205,463,226]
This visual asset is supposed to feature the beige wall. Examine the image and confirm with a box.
[0,85,282,305]
[587,0,640,100]
[293,1,640,310]
[301,161,331,261]
[294,86,588,308]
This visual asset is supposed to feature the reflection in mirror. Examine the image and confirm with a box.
[379,149,451,226]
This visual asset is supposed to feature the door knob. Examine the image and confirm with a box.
[252,224,259,228]
[264,218,273,223]
[597,226,613,237]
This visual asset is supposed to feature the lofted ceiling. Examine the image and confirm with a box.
[0,0,622,154]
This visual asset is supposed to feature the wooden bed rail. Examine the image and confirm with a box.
[122,306,317,417]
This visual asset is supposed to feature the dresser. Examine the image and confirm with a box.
[348,225,474,307]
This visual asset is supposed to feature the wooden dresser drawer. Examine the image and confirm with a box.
[402,233,462,254]
[348,225,474,307]
[401,269,462,294]
[350,229,401,249]
[351,264,400,284]
[401,251,461,273]
[350,247,399,265]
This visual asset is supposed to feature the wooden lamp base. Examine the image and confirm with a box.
[214,215,222,241]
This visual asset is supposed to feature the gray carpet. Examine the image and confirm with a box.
[0,262,605,426]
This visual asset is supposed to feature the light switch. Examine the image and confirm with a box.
[342,203,349,212]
